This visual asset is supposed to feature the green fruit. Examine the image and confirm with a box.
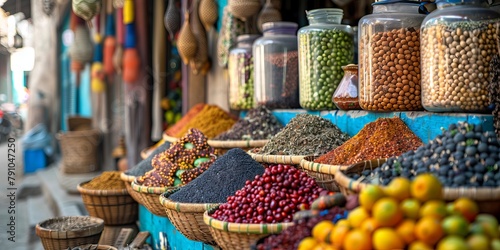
[184,142,194,149]
[165,110,175,124]
[194,157,210,167]
[476,214,499,239]
[491,239,500,250]
[442,215,470,237]
[467,234,490,250]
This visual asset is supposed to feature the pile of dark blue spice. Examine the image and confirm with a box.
[169,148,265,203]
[124,141,171,176]
[214,106,283,140]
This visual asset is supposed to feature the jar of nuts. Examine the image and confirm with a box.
[228,35,260,110]
[298,8,355,111]
[358,0,425,112]
[421,0,500,112]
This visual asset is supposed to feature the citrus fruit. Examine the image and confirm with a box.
[336,219,350,228]
[408,241,433,250]
[436,235,469,250]
[492,238,500,250]
[420,200,448,219]
[359,185,386,211]
[453,198,479,222]
[347,207,370,228]
[415,216,444,246]
[360,217,379,234]
[442,215,469,237]
[401,198,421,220]
[384,177,411,201]
[372,197,403,227]
[467,234,490,250]
[312,220,335,243]
[343,229,372,250]
[396,219,417,244]
[475,214,500,239]
[313,242,336,250]
[298,237,318,250]
[410,174,443,202]
[373,227,405,250]
[330,224,350,249]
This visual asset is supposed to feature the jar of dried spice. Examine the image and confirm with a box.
[228,34,260,110]
[333,64,360,110]
[358,0,425,112]
[298,8,354,110]
[421,0,500,112]
[253,22,300,109]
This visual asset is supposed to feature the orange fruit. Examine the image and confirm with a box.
[298,237,318,250]
[467,234,490,250]
[372,197,403,227]
[420,200,448,219]
[396,219,417,244]
[401,198,421,220]
[408,241,433,250]
[384,177,411,201]
[330,224,350,249]
[343,229,372,250]
[436,235,469,250]
[373,227,405,250]
[360,218,380,234]
[347,207,370,228]
[475,214,500,239]
[312,220,335,243]
[453,198,479,222]
[415,216,444,246]
[410,174,443,202]
[359,185,386,211]
[336,219,350,228]
[442,215,469,237]
[313,242,337,250]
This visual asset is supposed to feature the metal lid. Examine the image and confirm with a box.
[342,64,358,72]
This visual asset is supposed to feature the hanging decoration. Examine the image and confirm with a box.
[228,0,261,21]
[103,0,116,76]
[260,0,281,10]
[69,11,94,83]
[91,14,106,93]
[42,0,56,16]
[177,11,198,65]
[198,0,218,31]
[113,1,124,74]
[122,0,140,83]
[190,0,210,75]
[217,6,245,68]
[72,0,102,23]
[164,0,181,41]
[257,0,282,33]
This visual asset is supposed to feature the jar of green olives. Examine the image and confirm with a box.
[421,0,500,112]
[358,0,425,112]
[298,8,354,110]
[228,35,260,110]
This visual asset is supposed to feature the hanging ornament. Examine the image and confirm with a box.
[113,0,124,8]
[190,0,210,75]
[113,4,124,73]
[199,0,218,31]
[257,0,282,33]
[228,0,261,21]
[177,11,197,65]
[72,0,102,22]
[103,0,116,76]
[91,34,106,93]
[260,0,281,10]
[217,6,245,68]
[122,0,140,83]
[42,0,55,16]
[69,25,94,65]
[164,0,181,41]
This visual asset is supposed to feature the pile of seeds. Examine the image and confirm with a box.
[124,141,171,177]
[214,106,283,140]
[315,117,422,165]
[173,105,237,139]
[42,217,99,231]
[260,114,349,156]
[169,148,265,204]
[81,171,125,190]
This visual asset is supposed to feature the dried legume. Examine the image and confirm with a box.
[82,171,125,190]
[490,55,500,140]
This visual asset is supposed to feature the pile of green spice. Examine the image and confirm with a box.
[214,106,283,140]
[259,114,350,156]
[124,141,171,177]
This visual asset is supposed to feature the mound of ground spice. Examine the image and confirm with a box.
[314,117,423,165]
[214,106,283,140]
[81,171,125,190]
[173,105,237,139]
[166,103,206,136]
[260,114,350,156]
[125,141,171,177]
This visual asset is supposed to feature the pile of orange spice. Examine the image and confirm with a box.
[173,105,237,139]
[166,103,207,136]
[81,171,125,190]
[314,117,423,165]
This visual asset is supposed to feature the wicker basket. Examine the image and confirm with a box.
[130,179,176,217]
[203,206,294,250]
[299,156,350,192]
[159,189,220,245]
[334,159,387,196]
[77,181,138,225]
[35,216,104,250]
[57,129,101,174]
[247,148,307,165]
[163,132,179,143]
[67,116,92,131]
[72,244,118,250]
[120,172,137,199]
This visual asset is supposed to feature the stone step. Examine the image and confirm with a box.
[27,195,55,227]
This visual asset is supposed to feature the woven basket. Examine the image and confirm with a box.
[247,148,307,165]
[57,129,101,174]
[299,156,350,192]
[334,159,387,196]
[73,244,118,250]
[120,172,136,198]
[130,179,177,217]
[77,181,138,225]
[35,216,104,250]
[67,116,92,131]
[203,206,294,250]
[159,189,220,245]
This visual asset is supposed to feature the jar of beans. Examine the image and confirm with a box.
[253,22,300,109]
[491,0,500,13]
[298,8,354,111]
[358,0,425,112]
[228,34,260,110]
[421,0,500,112]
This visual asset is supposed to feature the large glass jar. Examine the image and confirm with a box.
[253,22,300,109]
[228,35,260,110]
[490,0,500,13]
[358,0,425,112]
[298,8,354,110]
[421,0,500,112]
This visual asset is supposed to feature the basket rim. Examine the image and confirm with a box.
[203,206,294,234]
[300,156,350,175]
[247,148,309,164]
[77,181,130,196]
[131,179,174,194]
[35,216,104,239]
[163,133,179,143]
[159,189,221,212]
[56,129,101,138]
[120,172,137,182]
[74,244,118,250]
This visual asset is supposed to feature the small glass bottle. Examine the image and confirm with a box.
[333,64,360,110]
[228,35,260,110]
[421,0,500,112]
[298,8,354,110]
[253,22,300,109]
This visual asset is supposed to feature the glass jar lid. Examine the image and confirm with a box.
[262,22,298,35]
[236,34,260,44]
[342,64,358,72]
[373,0,420,5]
